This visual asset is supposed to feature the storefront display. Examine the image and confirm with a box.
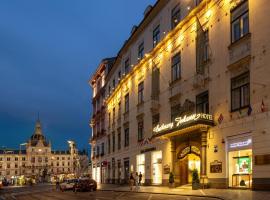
[136,154,145,183]
[152,151,162,184]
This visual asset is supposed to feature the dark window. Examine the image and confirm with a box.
[152,113,160,127]
[231,1,249,43]
[118,70,121,81]
[124,58,130,74]
[138,42,144,60]
[113,107,115,123]
[171,104,181,120]
[112,133,115,152]
[196,91,209,113]
[117,130,121,150]
[118,102,121,118]
[138,121,144,141]
[112,79,115,89]
[108,135,111,154]
[97,146,100,156]
[231,72,250,111]
[138,81,144,104]
[151,66,160,100]
[196,29,209,74]
[171,4,181,29]
[171,52,181,82]
[125,93,129,112]
[108,112,111,127]
[124,128,129,147]
[153,25,160,47]
[15,157,18,161]
[108,85,111,94]
[101,143,104,155]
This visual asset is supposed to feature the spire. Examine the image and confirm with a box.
[34,116,43,135]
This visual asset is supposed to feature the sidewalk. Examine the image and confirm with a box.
[98,184,270,200]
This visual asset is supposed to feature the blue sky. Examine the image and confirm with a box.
[0,0,156,151]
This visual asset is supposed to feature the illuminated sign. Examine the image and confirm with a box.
[153,113,213,134]
[229,139,252,148]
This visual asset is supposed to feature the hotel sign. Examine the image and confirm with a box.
[153,113,213,136]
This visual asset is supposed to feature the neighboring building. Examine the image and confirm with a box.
[89,0,270,190]
[0,119,82,182]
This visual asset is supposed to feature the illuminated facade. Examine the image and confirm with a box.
[0,120,83,182]
[90,0,270,190]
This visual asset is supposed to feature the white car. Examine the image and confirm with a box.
[60,179,78,191]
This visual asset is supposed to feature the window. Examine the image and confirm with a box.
[151,66,160,100]
[101,143,105,156]
[109,85,111,94]
[171,104,181,120]
[22,157,26,161]
[196,29,209,73]
[124,128,129,147]
[171,4,181,29]
[31,157,35,163]
[108,135,111,154]
[117,130,121,150]
[231,1,249,43]
[112,132,115,152]
[112,79,115,89]
[196,91,209,114]
[113,107,115,123]
[124,93,129,112]
[138,121,144,142]
[171,52,181,82]
[118,102,121,118]
[15,157,18,161]
[153,25,160,47]
[97,146,100,156]
[138,42,144,60]
[38,157,42,162]
[118,70,121,81]
[152,113,160,127]
[0,157,2,161]
[138,82,144,104]
[231,72,250,111]
[45,157,48,162]
[124,58,130,74]
[108,112,111,127]
[15,164,18,168]
[7,157,10,161]
[7,164,10,168]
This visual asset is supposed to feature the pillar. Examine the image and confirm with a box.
[200,128,208,186]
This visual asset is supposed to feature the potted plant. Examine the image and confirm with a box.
[169,172,175,188]
[192,169,200,190]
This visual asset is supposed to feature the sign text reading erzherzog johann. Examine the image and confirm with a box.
[153,113,213,134]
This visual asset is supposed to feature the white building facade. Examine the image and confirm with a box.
[90,0,270,190]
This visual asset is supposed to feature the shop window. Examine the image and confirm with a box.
[171,4,181,29]
[231,0,249,43]
[171,52,181,82]
[231,72,250,111]
[152,151,162,184]
[196,91,209,113]
[153,24,160,47]
[136,154,145,183]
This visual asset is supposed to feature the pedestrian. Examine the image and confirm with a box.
[139,172,142,186]
[135,172,139,191]
[56,179,60,191]
[129,173,135,191]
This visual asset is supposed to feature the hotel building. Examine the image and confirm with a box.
[0,119,86,182]
[90,0,270,190]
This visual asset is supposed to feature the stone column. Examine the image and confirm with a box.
[200,128,208,186]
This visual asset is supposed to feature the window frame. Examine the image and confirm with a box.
[196,91,209,114]
[124,93,129,112]
[153,24,160,47]
[137,121,144,142]
[124,128,129,147]
[171,52,181,82]
[138,41,144,60]
[138,81,144,104]
[171,4,181,29]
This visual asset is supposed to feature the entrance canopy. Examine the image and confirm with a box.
[153,113,214,138]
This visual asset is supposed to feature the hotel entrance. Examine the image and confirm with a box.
[178,146,201,185]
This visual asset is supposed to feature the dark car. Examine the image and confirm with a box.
[73,178,97,192]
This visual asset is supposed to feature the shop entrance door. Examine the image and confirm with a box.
[180,157,188,185]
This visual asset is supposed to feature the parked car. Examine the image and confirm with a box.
[60,179,78,191]
[73,178,97,192]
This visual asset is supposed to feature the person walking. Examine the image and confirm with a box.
[135,172,139,191]
[129,173,135,191]
[139,172,142,186]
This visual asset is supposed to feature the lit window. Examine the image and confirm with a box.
[153,25,160,47]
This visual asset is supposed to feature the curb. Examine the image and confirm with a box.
[99,189,225,200]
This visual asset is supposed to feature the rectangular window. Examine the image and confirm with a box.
[118,102,121,118]
[108,112,111,127]
[196,29,209,74]
[138,81,144,104]
[171,104,180,120]
[124,128,129,147]
[97,146,100,156]
[112,79,115,89]
[231,72,250,111]
[112,132,115,152]
[152,113,160,127]
[153,25,160,47]
[196,91,209,114]
[171,52,181,82]
[125,93,129,112]
[138,121,144,141]
[171,4,181,29]
[124,58,130,74]
[113,107,115,123]
[108,135,111,154]
[151,66,160,100]
[117,130,121,150]
[101,143,104,155]
[118,70,121,81]
[231,1,249,43]
[138,42,144,60]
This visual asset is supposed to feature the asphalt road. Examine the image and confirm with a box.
[13,190,219,200]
